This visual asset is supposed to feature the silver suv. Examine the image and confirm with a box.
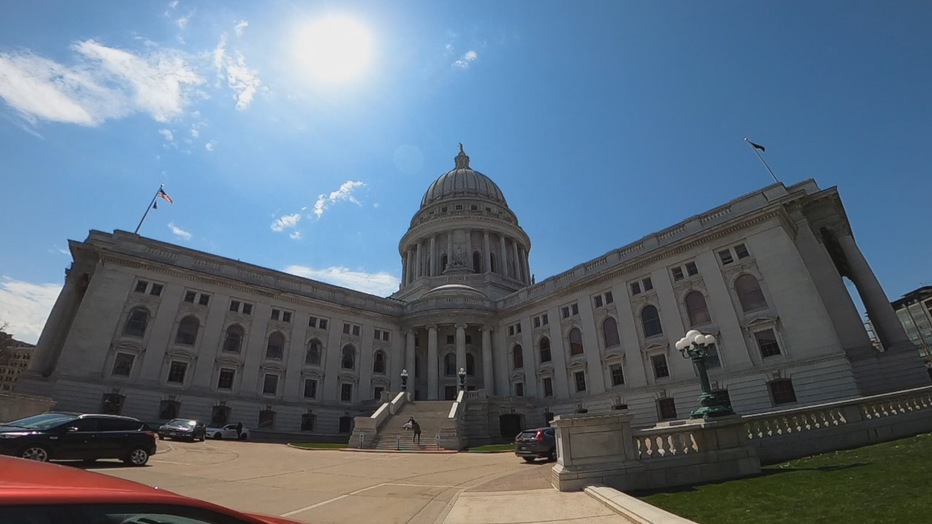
[514,427,556,463]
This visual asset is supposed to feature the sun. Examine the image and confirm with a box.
[295,15,373,84]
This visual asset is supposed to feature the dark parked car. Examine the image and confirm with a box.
[0,412,157,466]
[514,427,556,462]
[158,419,206,441]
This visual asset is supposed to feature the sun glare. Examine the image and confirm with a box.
[296,15,373,84]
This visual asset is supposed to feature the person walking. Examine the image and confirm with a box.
[407,417,422,444]
[236,421,244,439]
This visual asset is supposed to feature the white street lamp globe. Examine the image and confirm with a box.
[675,338,688,351]
[692,332,706,345]
[685,330,701,340]
[703,334,717,346]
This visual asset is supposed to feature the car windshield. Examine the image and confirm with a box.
[5,413,78,430]
[167,419,196,427]
[517,431,539,440]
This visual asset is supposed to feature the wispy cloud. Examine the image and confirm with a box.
[190,128,199,138]
[284,265,400,297]
[234,20,249,37]
[205,140,216,151]
[271,213,301,232]
[158,128,174,141]
[226,52,261,110]
[168,222,192,240]
[312,181,365,219]
[0,276,62,344]
[177,16,190,29]
[0,40,203,126]
[453,50,478,69]
[289,231,302,240]
[168,1,178,9]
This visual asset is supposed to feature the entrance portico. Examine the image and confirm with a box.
[403,320,495,400]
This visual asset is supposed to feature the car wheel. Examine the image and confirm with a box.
[21,446,51,462]
[214,432,223,440]
[238,433,247,441]
[548,448,557,462]
[124,447,150,466]
[522,457,536,463]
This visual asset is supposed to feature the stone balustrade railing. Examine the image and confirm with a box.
[632,425,701,459]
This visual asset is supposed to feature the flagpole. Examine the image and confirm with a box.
[135,184,165,235]
[744,138,779,184]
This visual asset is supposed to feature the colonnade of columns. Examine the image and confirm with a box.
[400,229,531,286]
[402,323,495,399]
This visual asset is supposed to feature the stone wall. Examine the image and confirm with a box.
[0,392,56,423]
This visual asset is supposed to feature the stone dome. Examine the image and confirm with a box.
[420,145,508,209]
[421,284,488,300]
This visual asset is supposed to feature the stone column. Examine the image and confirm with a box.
[499,235,508,277]
[406,249,414,284]
[405,329,416,381]
[447,234,454,271]
[429,236,437,277]
[427,325,439,399]
[415,241,422,279]
[838,233,912,349]
[465,229,473,270]
[31,268,84,376]
[484,231,492,274]
[521,247,531,284]
[455,323,467,381]
[482,326,494,394]
[512,241,521,283]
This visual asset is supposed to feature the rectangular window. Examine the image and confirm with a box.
[651,354,670,379]
[571,303,579,316]
[594,295,603,308]
[755,329,782,358]
[515,324,521,334]
[229,300,240,312]
[515,382,524,397]
[341,383,353,402]
[562,306,570,319]
[447,335,455,344]
[719,250,734,265]
[374,329,381,340]
[343,323,351,334]
[705,343,722,368]
[734,244,750,259]
[605,291,614,304]
[533,317,541,328]
[184,290,197,303]
[769,379,797,405]
[301,413,316,431]
[542,313,548,325]
[658,398,677,420]
[672,267,685,281]
[150,284,163,296]
[167,361,187,384]
[542,377,554,397]
[352,325,360,336]
[262,374,279,395]
[217,369,235,390]
[282,311,292,323]
[383,331,391,341]
[111,353,135,377]
[713,389,732,409]
[309,316,318,328]
[135,281,148,293]
[508,326,514,336]
[643,277,653,291]
[630,282,641,295]
[199,294,211,306]
[304,378,317,399]
[465,335,473,344]
[258,409,275,429]
[610,364,625,386]
[272,309,281,321]
[319,319,327,329]
[685,262,699,277]
[374,386,384,400]
[574,371,587,392]
[242,303,253,315]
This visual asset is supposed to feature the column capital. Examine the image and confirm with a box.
[455,322,468,331]
[482,325,494,333]
[427,324,438,332]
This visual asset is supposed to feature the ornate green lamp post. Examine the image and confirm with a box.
[676,330,735,420]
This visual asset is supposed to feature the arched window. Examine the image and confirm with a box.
[373,350,386,374]
[539,337,552,363]
[513,345,524,369]
[223,325,244,353]
[123,308,149,338]
[441,254,448,271]
[341,345,356,369]
[305,338,322,365]
[174,315,200,346]
[685,291,712,326]
[490,253,497,273]
[473,251,482,273]
[641,305,663,337]
[735,274,768,312]
[266,332,285,360]
[444,353,456,376]
[602,317,620,348]
[568,328,584,356]
[466,354,476,376]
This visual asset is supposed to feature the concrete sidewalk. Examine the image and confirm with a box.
[441,489,628,524]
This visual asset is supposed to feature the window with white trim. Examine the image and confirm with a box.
[658,398,677,420]
[754,329,781,358]
[651,354,670,379]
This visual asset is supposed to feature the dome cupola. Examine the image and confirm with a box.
[420,144,508,209]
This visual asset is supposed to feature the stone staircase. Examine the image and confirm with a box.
[367,401,452,451]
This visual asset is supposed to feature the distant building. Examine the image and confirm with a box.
[890,286,932,361]
[0,333,36,392]
[17,147,929,437]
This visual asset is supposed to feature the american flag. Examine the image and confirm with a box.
[157,188,174,204]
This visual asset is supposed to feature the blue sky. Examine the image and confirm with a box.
[1,1,930,342]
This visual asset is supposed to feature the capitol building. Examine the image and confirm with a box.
[17,147,928,438]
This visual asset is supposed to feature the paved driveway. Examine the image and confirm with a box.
[86,440,628,524]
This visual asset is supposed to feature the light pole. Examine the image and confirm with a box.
[458,367,466,391]
[400,369,408,392]
[676,330,735,420]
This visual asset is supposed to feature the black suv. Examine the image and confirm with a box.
[158,419,206,442]
[515,427,557,462]
[0,412,157,466]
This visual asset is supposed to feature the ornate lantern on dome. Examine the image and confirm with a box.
[675,330,735,420]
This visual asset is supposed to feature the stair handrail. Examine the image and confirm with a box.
[389,390,407,415]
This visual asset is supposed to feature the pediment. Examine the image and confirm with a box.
[746,315,778,327]
[643,341,668,354]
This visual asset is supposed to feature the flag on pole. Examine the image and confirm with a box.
[153,201,158,210]
[746,139,766,152]
[157,188,174,204]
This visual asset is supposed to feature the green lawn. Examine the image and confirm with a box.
[468,443,515,452]
[639,433,932,524]
[290,442,348,449]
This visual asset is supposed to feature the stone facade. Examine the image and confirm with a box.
[16,147,928,436]
[0,334,34,392]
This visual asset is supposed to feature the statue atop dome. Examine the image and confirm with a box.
[455,143,470,169]
[459,143,465,155]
